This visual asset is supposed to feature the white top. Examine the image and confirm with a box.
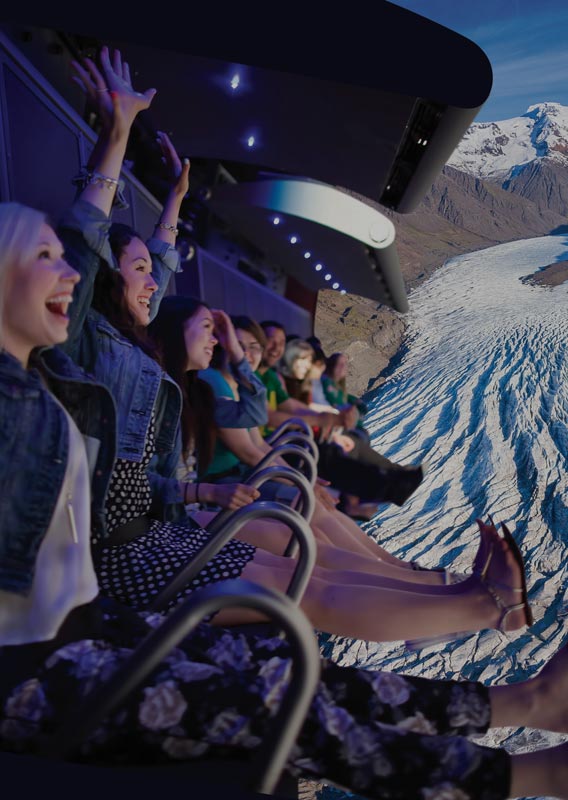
[0,403,99,645]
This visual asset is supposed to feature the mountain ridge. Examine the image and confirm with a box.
[315,101,568,396]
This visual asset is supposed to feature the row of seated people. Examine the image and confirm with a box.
[258,328,420,520]
[1,45,567,800]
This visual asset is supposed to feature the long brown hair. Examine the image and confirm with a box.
[92,223,159,360]
[149,295,217,474]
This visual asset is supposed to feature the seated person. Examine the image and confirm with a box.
[5,205,568,800]
[258,322,425,508]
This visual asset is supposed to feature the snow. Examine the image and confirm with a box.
[319,234,568,800]
[447,102,568,180]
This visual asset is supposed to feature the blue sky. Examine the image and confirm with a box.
[389,0,568,121]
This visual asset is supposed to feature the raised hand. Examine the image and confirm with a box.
[156,131,190,199]
[211,309,244,363]
[72,45,156,137]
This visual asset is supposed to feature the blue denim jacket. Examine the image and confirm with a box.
[0,348,116,595]
[57,200,184,510]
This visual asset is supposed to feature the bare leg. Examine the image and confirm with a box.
[509,745,568,799]
[196,509,447,584]
[490,645,568,798]
[490,645,568,733]
[215,536,527,641]
[312,500,412,566]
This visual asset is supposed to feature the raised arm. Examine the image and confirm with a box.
[210,311,268,428]
[60,48,156,353]
[147,131,190,320]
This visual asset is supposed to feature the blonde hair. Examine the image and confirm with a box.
[0,202,47,348]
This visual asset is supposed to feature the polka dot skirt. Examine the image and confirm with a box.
[96,414,257,610]
[96,519,257,611]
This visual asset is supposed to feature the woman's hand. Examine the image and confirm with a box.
[156,131,190,199]
[206,482,260,510]
[72,46,156,138]
[212,310,245,363]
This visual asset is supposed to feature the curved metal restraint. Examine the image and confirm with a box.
[264,431,319,464]
[150,502,316,611]
[41,580,321,796]
[246,444,317,486]
[265,418,314,446]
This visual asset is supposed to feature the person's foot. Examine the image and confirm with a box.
[475,519,532,633]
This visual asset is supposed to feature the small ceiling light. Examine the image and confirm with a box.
[230,73,240,90]
[314,263,322,272]
[290,235,298,244]
[247,135,255,148]
[304,251,311,259]
[417,138,422,145]
[273,216,281,225]
[340,289,347,295]
[423,139,428,146]
[324,273,332,281]
[332,282,339,289]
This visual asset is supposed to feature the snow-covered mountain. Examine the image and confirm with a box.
[448,102,568,180]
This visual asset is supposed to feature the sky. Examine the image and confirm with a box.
[389,0,568,122]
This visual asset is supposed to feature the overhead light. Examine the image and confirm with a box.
[314,263,322,272]
[290,235,298,244]
[230,73,240,90]
[332,282,339,290]
[340,289,347,295]
[324,273,332,281]
[247,135,255,148]
[273,216,281,225]
[304,251,311,259]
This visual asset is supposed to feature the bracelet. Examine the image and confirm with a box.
[156,221,179,236]
[71,168,129,210]
[85,171,119,190]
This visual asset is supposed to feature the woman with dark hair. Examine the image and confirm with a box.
[278,339,427,514]
[53,47,543,648]
[1,205,568,799]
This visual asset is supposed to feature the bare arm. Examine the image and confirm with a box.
[72,47,156,216]
[152,131,190,247]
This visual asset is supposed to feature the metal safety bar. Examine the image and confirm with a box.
[150,502,316,611]
[41,580,321,796]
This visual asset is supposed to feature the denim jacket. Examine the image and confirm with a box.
[57,200,184,510]
[0,348,116,595]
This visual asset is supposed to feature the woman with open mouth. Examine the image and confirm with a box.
[0,200,567,800]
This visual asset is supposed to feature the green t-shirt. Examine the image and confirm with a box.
[257,367,289,411]
[256,367,289,436]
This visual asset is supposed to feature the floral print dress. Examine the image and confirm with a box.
[0,605,510,800]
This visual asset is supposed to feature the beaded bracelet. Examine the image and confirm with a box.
[71,168,128,209]
[84,171,119,190]
[156,221,179,236]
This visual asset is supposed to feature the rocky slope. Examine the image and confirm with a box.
[316,161,568,394]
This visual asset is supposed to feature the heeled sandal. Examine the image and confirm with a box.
[405,520,533,651]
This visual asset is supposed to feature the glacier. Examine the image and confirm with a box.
[316,235,568,800]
